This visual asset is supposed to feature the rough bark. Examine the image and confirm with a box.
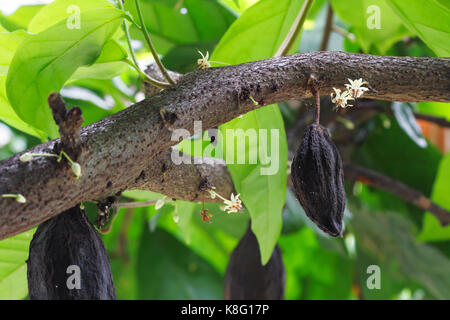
[0,51,449,239]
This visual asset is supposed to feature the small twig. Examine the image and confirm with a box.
[413,112,450,128]
[113,199,157,209]
[319,3,333,51]
[134,0,175,85]
[275,0,315,57]
[332,25,355,42]
[344,162,450,226]
[48,93,83,158]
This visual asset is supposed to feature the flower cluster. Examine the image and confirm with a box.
[331,78,369,109]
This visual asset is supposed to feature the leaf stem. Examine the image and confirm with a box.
[134,0,175,85]
[118,1,169,89]
[275,0,315,57]
[123,59,170,89]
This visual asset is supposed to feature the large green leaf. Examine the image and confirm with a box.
[0,228,35,300]
[330,0,411,54]
[385,0,450,57]
[6,7,125,138]
[69,39,129,81]
[211,0,309,265]
[125,0,235,55]
[0,29,46,139]
[27,0,116,34]
[419,153,450,241]
[352,208,450,299]
[136,227,223,299]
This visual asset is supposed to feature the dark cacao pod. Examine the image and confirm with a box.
[224,224,285,300]
[27,205,116,300]
[291,123,345,237]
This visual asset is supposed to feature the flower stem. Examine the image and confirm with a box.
[275,0,315,57]
[134,0,175,85]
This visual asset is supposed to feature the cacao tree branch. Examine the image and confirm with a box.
[343,163,450,225]
[0,52,449,239]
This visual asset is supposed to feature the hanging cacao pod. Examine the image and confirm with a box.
[224,224,285,300]
[291,123,345,237]
[27,205,116,300]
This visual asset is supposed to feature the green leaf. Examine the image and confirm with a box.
[0,76,47,140]
[391,102,427,148]
[0,29,31,76]
[28,0,115,34]
[419,153,450,241]
[0,228,35,300]
[211,0,307,265]
[212,0,307,63]
[0,29,46,139]
[330,0,411,54]
[136,227,223,299]
[125,0,235,55]
[0,5,44,31]
[70,40,129,81]
[385,0,450,57]
[417,102,450,121]
[6,7,125,138]
[352,208,450,299]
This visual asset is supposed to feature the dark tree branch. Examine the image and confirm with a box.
[0,52,449,239]
[343,162,450,225]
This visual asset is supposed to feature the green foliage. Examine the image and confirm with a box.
[6,7,125,138]
[124,0,235,55]
[0,229,35,300]
[331,0,411,54]
[1,0,449,301]
[385,0,450,57]
[351,208,450,299]
[419,153,450,242]
[137,227,223,299]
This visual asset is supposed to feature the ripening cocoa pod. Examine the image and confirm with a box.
[27,205,116,300]
[291,123,345,237]
[224,224,285,300]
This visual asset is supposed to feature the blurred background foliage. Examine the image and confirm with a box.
[0,0,449,300]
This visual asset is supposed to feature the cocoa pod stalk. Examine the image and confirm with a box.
[224,224,285,300]
[291,123,346,237]
[27,205,116,300]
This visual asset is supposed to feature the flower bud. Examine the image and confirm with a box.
[71,162,82,179]
[20,153,33,162]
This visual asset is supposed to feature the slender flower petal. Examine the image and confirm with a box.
[331,88,354,109]
[345,78,369,98]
